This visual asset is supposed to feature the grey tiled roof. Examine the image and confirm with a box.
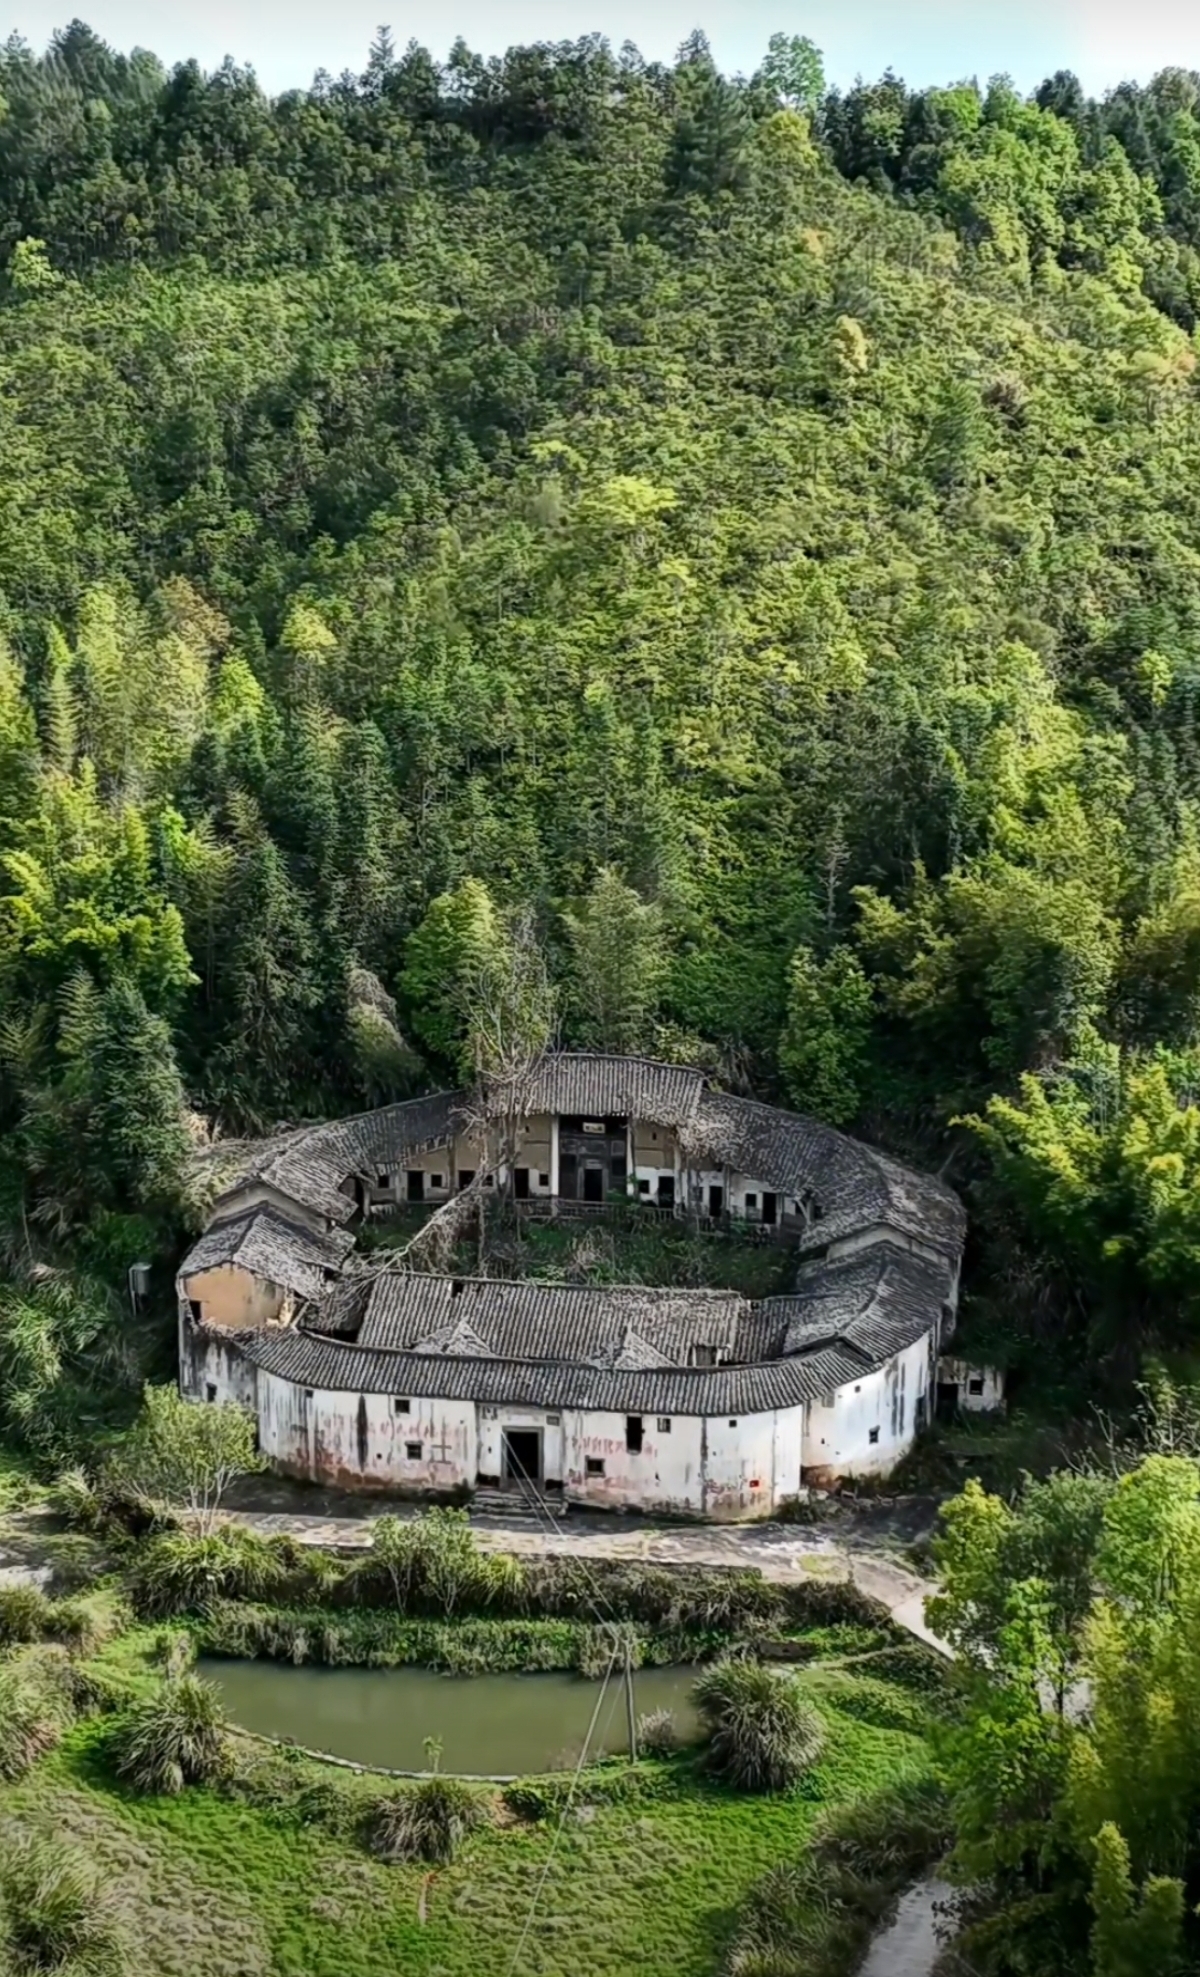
[238,1243,943,1414]
[177,1207,353,1303]
[355,1273,750,1367]
[185,1053,965,1416]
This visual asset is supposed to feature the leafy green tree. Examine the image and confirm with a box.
[399,878,503,1075]
[563,866,663,1054]
[114,1383,264,1534]
[778,944,872,1125]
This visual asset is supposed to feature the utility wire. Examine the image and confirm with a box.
[503,1648,618,1977]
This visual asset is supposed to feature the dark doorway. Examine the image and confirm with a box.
[406,1170,424,1203]
[657,1174,675,1207]
[761,1192,778,1226]
[503,1430,541,1485]
[936,1382,959,1422]
[583,1163,605,1203]
[610,1152,627,1188]
[514,1167,530,1200]
[708,1184,724,1218]
[457,1170,475,1191]
[559,1153,578,1199]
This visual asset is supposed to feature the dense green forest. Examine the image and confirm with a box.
[8,20,1200,1448]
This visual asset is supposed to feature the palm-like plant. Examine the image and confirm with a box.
[0,1829,129,1975]
[693,1660,825,1793]
[110,1673,230,1794]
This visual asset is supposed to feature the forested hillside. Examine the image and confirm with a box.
[6,22,1200,1448]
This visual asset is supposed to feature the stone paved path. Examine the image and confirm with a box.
[224,1506,950,1656]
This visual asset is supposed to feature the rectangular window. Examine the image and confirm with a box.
[458,1170,475,1190]
[657,1417,671,1434]
[868,1427,880,1445]
[745,1192,758,1210]
[189,1299,203,1324]
[539,1173,550,1188]
[430,1173,444,1189]
[303,1389,313,1402]
[968,1376,985,1396]
[393,1397,410,1415]
[729,1418,738,1428]
[691,1344,716,1367]
[626,1415,644,1454]
[377,1169,390,1187]
[405,1440,423,1461]
[586,1456,605,1478]
[205,1383,217,1404]
[638,1177,651,1195]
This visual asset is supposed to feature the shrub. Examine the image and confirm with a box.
[50,1465,103,1531]
[151,1628,197,1677]
[367,1777,489,1864]
[110,1673,231,1794]
[0,1661,72,1779]
[126,1528,289,1619]
[577,1620,641,1679]
[0,1829,129,1975]
[637,1708,679,1756]
[693,1660,825,1794]
[0,1582,52,1646]
[502,1781,551,1822]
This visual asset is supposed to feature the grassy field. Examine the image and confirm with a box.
[6,1701,931,1977]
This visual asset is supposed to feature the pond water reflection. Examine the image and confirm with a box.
[200,1657,701,1775]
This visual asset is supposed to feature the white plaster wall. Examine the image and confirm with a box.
[939,1358,1005,1412]
[563,1408,706,1514]
[256,1373,476,1490]
[802,1330,935,1481]
[703,1410,781,1520]
[178,1316,259,1410]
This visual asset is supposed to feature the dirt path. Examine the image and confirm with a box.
[222,1505,950,1656]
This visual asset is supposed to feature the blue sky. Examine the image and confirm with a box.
[10,0,1200,98]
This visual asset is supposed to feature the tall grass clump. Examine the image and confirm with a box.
[368,1777,489,1864]
[0,1582,53,1646]
[347,1509,524,1618]
[110,1673,231,1794]
[694,1660,825,1793]
[126,1527,290,1618]
[637,1707,679,1756]
[0,1830,129,1975]
[0,1658,75,1779]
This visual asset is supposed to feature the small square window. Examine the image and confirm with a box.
[539,1173,549,1188]
[586,1456,605,1478]
[968,1376,985,1396]
[745,1193,757,1209]
[393,1397,410,1414]
[303,1389,313,1402]
[657,1417,671,1433]
[729,1418,738,1428]
[430,1173,443,1189]
[405,1440,423,1460]
[485,1174,494,1186]
[376,1169,390,1186]
[868,1427,880,1445]
[638,1177,651,1194]
[205,1383,217,1404]
[546,1413,561,1425]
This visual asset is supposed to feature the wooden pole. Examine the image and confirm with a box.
[624,1639,637,1762]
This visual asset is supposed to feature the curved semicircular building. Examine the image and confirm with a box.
[177,1054,965,1519]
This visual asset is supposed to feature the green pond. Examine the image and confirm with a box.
[199,1658,701,1775]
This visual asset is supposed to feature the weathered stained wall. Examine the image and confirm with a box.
[562,1408,705,1513]
[178,1313,260,1409]
[257,1372,477,1491]
[210,1181,329,1234]
[939,1357,1005,1413]
[802,1329,934,1482]
[181,1263,286,1330]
